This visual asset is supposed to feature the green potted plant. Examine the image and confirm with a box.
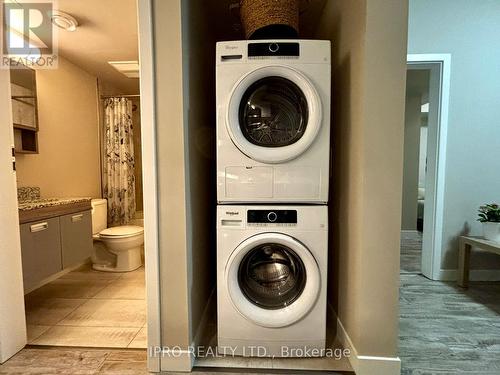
[478,203,500,242]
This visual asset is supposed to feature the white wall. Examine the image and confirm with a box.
[408,0,500,270]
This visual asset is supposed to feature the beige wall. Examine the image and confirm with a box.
[153,0,215,357]
[180,0,217,346]
[15,56,101,198]
[316,0,407,359]
[358,0,407,356]
[131,98,143,212]
[315,0,367,353]
[401,94,422,230]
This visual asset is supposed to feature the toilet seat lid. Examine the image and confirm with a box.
[100,225,144,238]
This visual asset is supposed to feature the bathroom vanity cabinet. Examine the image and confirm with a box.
[19,217,62,290]
[60,211,93,268]
[19,208,92,292]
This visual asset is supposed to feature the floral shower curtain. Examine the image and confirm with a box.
[103,98,136,225]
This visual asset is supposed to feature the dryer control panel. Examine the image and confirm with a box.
[247,209,297,224]
[216,40,330,65]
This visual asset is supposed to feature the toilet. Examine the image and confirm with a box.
[91,198,144,272]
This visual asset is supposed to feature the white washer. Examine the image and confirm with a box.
[217,205,328,357]
[216,40,331,204]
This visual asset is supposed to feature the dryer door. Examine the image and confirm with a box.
[225,232,321,328]
[226,65,322,163]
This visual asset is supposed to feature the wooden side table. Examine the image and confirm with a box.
[458,236,500,288]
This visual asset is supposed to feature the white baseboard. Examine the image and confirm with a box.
[159,348,193,373]
[438,269,500,281]
[336,315,401,375]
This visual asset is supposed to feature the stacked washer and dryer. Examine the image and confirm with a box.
[216,40,331,357]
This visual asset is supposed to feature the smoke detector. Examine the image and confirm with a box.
[51,10,78,32]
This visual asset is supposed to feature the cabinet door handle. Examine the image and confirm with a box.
[30,222,48,232]
[71,214,84,222]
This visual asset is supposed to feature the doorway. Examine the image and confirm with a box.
[0,0,160,368]
[401,55,451,280]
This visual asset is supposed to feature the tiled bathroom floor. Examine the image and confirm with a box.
[24,264,147,349]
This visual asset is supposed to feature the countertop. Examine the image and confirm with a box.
[18,197,91,211]
[18,198,92,224]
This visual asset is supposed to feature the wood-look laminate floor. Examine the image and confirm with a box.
[400,231,422,274]
[0,347,347,374]
[4,242,499,373]
[399,274,500,374]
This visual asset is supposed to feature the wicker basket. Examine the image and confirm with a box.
[240,0,299,40]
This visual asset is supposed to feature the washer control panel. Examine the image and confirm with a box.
[247,210,297,226]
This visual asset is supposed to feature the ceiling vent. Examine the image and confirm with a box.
[108,61,140,78]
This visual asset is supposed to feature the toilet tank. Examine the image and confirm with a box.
[91,199,107,235]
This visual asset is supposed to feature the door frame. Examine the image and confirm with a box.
[0,67,28,365]
[0,0,162,369]
[137,0,161,371]
[406,54,451,280]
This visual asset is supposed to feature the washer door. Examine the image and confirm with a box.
[225,233,321,328]
[226,66,322,163]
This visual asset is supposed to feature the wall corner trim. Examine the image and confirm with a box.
[336,317,401,375]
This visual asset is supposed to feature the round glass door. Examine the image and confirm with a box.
[226,66,322,164]
[239,77,308,148]
[225,232,321,328]
[238,243,306,309]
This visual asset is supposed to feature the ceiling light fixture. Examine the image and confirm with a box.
[50,10,78,32]
[108,61,140,78]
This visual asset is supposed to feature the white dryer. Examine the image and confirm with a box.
[216,205,328,357]
[216,40,331,204]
